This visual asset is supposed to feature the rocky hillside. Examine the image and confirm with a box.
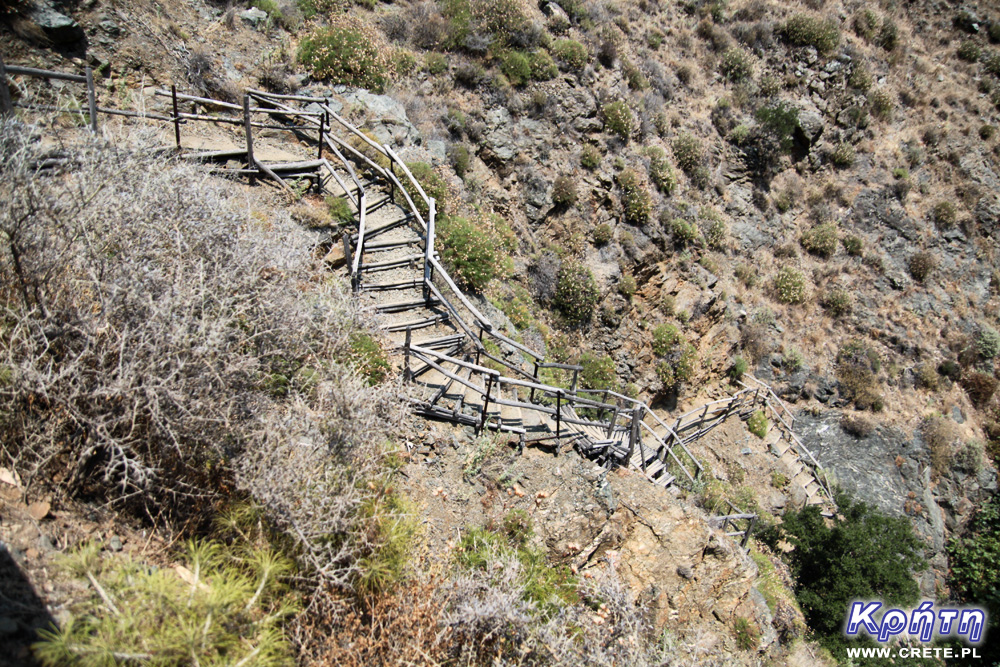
[2,0,1000,664]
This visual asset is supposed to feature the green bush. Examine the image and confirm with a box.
[869,88,893,121]
[601,101,634,141]
[437,213,513,292]
[552,38,588,70]
[831,142,855,168]
[580,145,601,170]
[672,132,703,174]
[617,169,651,224]
[298,23,392,92]
[848,62,873,91]
[958,39,982,62]
[618,273,637,299]
[948,494,1000,666]
[669,217,700,245]
[837,340,883,410]
[500,50,532,86]
[733,617,759,651]
[729,356,749,382]
[652,324,696,389]
[579,351,618,391]
[747,410,768,438]
[551,174,578,207]
[553,261,599,325]
[977,326,1000,359]
[326,196,355,225]
[647,147,676,195]
[350,332,391,385]
[623,60,649,90]
[774,267,806,304]
[908,251,935,283]
[932,201,957,229]
[35,528,298,666]
[592,223,613,245]
[448,143,472,178]
[781,14,841,55]
[720,47,754,82]
[800,222,838,258]
[528,49,558,80]
[756,103,800,154]
[821,288,852,317]
[425,51,448,74]
[700,209,727,249]
[396,161,449,220]
[759,494,926,662]
[842,234,863,256]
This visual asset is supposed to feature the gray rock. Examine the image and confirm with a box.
[240,7,270,27]
[0,617,18,636]
[109,535,123,552]
[28,0,84,45]
[796,99,824,144]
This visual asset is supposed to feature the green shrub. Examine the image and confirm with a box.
[579,351,618,390]
[821,288,852,317]
[672,132,703,174]
[977,326,1000,359]
[647,28,664,50]
[948,493,1000,666]
[448,143,472,178]
[580,144,601,169]
[551,174,578,207]
[848,62,873,91]
[669,217,700,245]
[759,493,926,662]
[985,51,1000,77]
[326,196,355,225]
[396,161,449,220]
[931,201,957,228]
[553,262,599,325]
[958,39,982,62]
[618,272,637,299]
[623,60,649,90]
[734,263,757,287]
[869,88,893,121]
[800,222,838,258]
[720,47,754,82]
[700,209,727,249]
[781,14,841,55]
[733,617,759,651]
[842,234,863,256]
[908,251,935,283]
[837,340,883,410]
[500,50,532,86]
[617,169,651,224]
[552,38,588,70]
[651,323,682,356]
[601,101,634,141]
[298,23,393,92]
[981,123,997,140]
[35,535,299,667]
[729,356,749,382]
[747,410,768,438]
[774,267,806,304]
[425,51,448,74]
[592,223,613,245]
[647,147,676,195]
[653,325,697,390]
[853,8,880,41]
[437,213,514,292]
[350,332,391,385]
[528,49,558,80]
[831,142,855,168]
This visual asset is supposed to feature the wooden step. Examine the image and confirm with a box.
[385,313,447,332]
[358,254,422,272]
[363,238,423,252]
[361,279,423,292]
[374,297,440,314]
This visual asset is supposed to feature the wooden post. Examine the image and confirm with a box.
[171,85,181,148]
[570,368,579,394]
[85,67,98,134]
[242,95,255,183]
[404,329,412,382]
[479,374,494,434]
[741,516,757,549]
[317,111,325,160]
[388,154,395,198]
[555,391,562,445]
[530,362,539,402]
[626,407,642,466]
[606,406,619,438]
[0,52,13,117]
[423,198,435,302]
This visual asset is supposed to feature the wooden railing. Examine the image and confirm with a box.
[1,64,842,540]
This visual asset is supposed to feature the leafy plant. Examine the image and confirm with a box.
[500,50,532,86]
[781,14,841,55]
[350,332,391,385]
[298,21,393,92]
[652,324,697,390]
[437,213,514,292]
[948,494,1000,666]
[551,174,578,207]
[800,222,838,258]
[773,267,806,304]
[553,261,599,325]
[579,351,618,391]
[601,101,634,142]
[617,168,651,224]
[552,38,588,70]
[592,223,613,245]
[747,410,768,438]
[720,47,754,82]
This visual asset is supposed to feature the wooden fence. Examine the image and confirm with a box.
[0,61,838,541]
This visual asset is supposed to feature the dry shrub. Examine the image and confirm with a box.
[300,557,663,667]
[0,122,400,540]
[841,413,875,438]
[740,322,772,363]
[923,416,960,478]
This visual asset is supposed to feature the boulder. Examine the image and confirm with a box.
[240,7,269,28]
[27,1,84,45]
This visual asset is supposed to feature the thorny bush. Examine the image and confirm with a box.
[0,123,407,592]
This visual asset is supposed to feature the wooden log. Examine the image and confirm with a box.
[154,88,242,111]
[0,53,13,116]
[254,158,293,193]
[423,198,434,301]
[4,64,86,82]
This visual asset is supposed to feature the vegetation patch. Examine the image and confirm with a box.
[553,261,599,325]
[437,212,515,292]
[299,21,393,92]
